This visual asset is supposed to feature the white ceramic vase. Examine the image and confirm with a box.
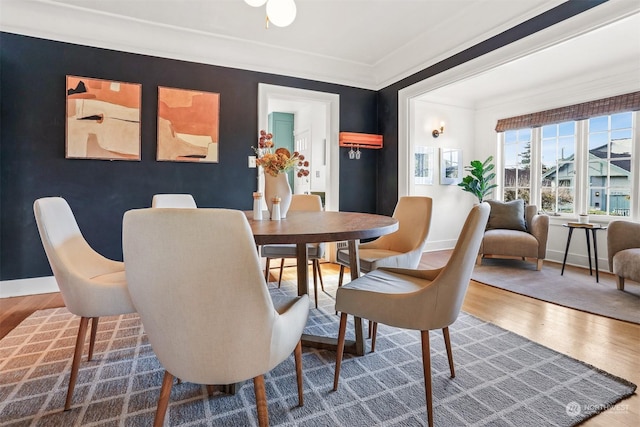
[264,171,292,218]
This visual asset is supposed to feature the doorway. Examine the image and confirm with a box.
[258,83,340,213]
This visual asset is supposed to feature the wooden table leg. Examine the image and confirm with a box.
[295,243,309,296]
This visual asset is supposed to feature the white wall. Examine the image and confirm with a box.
[410,98,478,251]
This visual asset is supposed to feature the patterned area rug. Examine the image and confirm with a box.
[471,258,640,324]
[0,279,635,426]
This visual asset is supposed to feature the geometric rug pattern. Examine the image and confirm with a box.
[0,279,636,426]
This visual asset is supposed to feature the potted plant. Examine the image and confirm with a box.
[458,156,498,203]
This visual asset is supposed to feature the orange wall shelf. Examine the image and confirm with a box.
[339,132,383,149]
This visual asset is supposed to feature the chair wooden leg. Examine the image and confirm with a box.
[278,259,285,288]
[294,340,304,406]
[368,320,373,339]
[254,375,269,427]
[370,322,378,352]
[536,258,543,271]
[442,327,455,378]
[312,262,319,309]
[206,385,215,397]
[421,330,434,427]
[87,317,99,361]
[333,313,348,391]
[154,371,174,427]
[65,316,89,410]
[338,265,345,287]
[265,258,271,281]
[476,254,482,266]
[315,260,325,291]
[617,276,625,290]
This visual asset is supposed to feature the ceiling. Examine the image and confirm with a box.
[425,11,640,106]
[2,0,567,89]
[2,0,638,96]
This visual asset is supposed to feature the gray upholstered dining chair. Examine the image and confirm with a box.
[333,203,490,427]
[33,197,136,411]
[336,196,433,287]
[122,208,309,427]
[261,194,326,308]
[151,193,197,208]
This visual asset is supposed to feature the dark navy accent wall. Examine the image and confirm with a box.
[0,33,378,280]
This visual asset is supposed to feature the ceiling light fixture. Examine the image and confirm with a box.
[245,0,297,28]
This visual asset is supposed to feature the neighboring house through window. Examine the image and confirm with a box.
[496,92,639,218]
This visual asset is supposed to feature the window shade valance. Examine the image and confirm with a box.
[495,91,640,132]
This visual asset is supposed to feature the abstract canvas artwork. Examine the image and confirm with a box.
[66,75,141,160]
[157,87,220,162]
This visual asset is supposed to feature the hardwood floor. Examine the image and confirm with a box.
[1,252,637,426]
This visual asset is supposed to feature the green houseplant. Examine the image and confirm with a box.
[458,156,498,203]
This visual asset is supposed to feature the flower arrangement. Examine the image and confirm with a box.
[253,130,310,178]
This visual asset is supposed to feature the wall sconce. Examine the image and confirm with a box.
[432,122,445,138]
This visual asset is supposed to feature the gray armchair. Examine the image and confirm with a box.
[477,201,549,270]
[607,220,640,290]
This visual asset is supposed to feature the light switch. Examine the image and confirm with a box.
[248,156,256,168]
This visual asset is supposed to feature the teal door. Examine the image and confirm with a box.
[268,112,295,186]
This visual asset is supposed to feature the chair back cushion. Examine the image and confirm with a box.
[289,194,322,211]
[375,196,432,254]
[151,194,197,208]
[123,208,276,384]
[486,199,526,231]
[432,202,490,326]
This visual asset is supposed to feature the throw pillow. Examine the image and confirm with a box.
[486,199,527,231]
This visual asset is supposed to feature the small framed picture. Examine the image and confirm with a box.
[440,148,462,185]
[414,146,435,185]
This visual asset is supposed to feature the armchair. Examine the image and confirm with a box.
[607,220,640,290]
[477,200,549,270]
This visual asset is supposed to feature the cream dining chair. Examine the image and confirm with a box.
[261,194,326,308]
[151,193,197,208]
[333,203,490,427]
[336,196,433,287]
[122,208,309,427]
[33,197,136,410]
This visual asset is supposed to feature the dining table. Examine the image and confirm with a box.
[245,210,399,356]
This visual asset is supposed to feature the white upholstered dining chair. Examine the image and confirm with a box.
[33,197,136,410]
[122,208,309,427]
[333,203,490,427]
[261,194,326,308]
[151,193,197,208]
[336,196,433,286]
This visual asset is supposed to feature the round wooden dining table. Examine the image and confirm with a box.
[245,210,398,355]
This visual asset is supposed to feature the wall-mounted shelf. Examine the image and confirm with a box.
[339,132,383,149]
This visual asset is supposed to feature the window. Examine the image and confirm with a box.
[587,112,633,216]
[503,129,531,204]
[499,111,636,217]
[541,121,576,213]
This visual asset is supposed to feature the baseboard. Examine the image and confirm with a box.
[0,276,59,299]
[424,240,458,253]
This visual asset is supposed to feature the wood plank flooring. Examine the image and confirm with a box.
[1,251,637,426]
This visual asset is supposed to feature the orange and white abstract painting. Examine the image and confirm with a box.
[157,87,220,163]
[66,76,141,160]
